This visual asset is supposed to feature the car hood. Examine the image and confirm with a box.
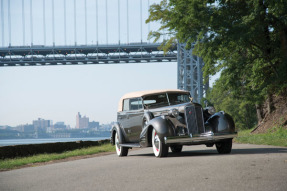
[146,102,195,116]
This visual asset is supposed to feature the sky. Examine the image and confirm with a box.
[0,62,177,127]
[1,0,161,46]
[0,0,217,127]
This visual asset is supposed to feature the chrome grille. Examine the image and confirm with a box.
[195,106,205,133]
[185,105,205,135]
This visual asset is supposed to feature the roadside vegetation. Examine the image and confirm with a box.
[235,126,287,147]
[0,144,114,171]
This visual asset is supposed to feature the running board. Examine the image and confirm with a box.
[119,143,141,148]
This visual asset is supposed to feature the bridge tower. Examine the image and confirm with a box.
[177,43,209,104]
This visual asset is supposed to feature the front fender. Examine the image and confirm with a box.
[140,116,175,145]
[110,122,125,145]
[205,111,236,133]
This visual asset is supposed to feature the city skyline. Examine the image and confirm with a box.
[0,112,103,128]
[0,112,111,140]
[0,108,113,127]
[0,112,105,129]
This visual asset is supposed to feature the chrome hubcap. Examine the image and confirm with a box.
[153,131,160,152]
[115,133,120,152]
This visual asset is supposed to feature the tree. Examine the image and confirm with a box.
[203,78,257,130]
[147,0,287,122]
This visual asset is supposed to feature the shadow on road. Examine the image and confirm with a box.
[231,147,287,155]
[129,146,287,158]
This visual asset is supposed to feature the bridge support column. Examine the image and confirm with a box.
[177,43,209,104]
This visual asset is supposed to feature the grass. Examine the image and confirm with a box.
[0,143,115,171]
[235,126,287,147]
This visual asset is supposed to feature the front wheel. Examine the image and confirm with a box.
[216,139,232,154]
[115,132,128,157]
[152,128,168,157]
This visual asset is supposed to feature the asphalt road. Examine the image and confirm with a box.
[1,143,287,191]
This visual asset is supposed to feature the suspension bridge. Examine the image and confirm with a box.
[0,0,208,103]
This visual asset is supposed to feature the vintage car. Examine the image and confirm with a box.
[111,89,237,157]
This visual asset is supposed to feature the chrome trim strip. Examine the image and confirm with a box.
[164,133,237,144]
[119,143,141,148]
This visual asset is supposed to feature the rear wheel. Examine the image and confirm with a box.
[115,132,128,156]
[152,128,168,157]
[170,145,183,153]
[216,139,232,154]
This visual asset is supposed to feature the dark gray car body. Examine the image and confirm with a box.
[111,91,237,150]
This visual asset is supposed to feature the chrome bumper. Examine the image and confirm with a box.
[164,132,237,144]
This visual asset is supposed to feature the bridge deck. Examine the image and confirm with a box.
[0,43,177,66]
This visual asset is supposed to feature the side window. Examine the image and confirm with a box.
[138,98,143,109]
[130,98,143,110]
[123,98,143,111]
[123,99,129,111]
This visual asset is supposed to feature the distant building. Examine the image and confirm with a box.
[89,121,100,130]
[46,126,54,133]
[14,124,34,133]
[54,122,66,129]
[33,118,51,132]
[76,112,89,129]
[100,122,114,131]
[0,125,10,130]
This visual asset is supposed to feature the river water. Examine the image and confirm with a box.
[0,137,110,146]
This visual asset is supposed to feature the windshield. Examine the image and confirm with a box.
[168,93,190,105]
[143,92,190,109]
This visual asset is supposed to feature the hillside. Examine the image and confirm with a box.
[252,91,287,134]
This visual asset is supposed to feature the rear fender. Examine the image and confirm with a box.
[111,122,125,145]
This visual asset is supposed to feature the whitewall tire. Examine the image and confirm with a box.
[115,132,128,156]
[152,128,168,157]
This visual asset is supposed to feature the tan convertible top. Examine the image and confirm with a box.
[118,89,189,112]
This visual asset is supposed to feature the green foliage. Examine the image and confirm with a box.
[147,0,287,104]
[0,144,114,171]
[205,77,257,130]
[235,127,287,147]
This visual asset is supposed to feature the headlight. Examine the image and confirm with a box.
[168,108,179,118]
[207,106,216,115]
